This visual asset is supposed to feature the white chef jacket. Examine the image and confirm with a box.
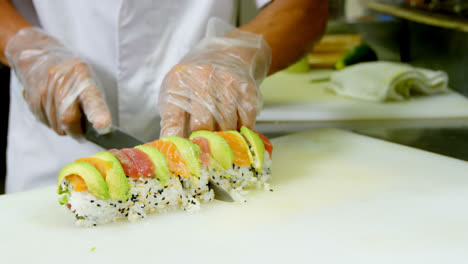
[6,0,267,193]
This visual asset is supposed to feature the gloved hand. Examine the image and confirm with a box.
[5,27,111,136]
[159,18,271,137]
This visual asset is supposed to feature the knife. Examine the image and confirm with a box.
[84,120,234,202]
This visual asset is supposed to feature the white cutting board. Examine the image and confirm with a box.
[259,70,468,121]
[1,128,468,264]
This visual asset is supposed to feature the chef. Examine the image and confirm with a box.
[0,0,327,193]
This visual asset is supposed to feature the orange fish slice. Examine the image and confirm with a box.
[216,131,252,166]
[144,140,191,178]
[66,175,87,192]
[66,157,112,192]
[76,157,112,179]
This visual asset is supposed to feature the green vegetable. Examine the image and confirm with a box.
[58,195,68,205]
[334,44,378,70]
[240,126,265,173]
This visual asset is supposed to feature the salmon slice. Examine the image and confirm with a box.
[191,137,211,166]
[66,174,87,192]
[144,140,191,178]
[75,157,112,179]
[216,132,251,166]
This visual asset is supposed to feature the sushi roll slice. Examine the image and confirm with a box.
[144,137,214,206]
[189,126,273,201]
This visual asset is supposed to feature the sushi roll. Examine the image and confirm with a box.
[56,126,272,226]
[189,127,273,201]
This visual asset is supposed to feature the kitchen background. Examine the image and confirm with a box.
[1,0,468,194]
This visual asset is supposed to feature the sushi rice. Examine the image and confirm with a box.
[211,151,272,202]
[60,175,205,227]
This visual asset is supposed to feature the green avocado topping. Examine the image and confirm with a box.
[189,130,235,170]
[161,136,201,180]
[240,126,265,173]
[91,151,130,201]
[134,145,170,186]
[57,161,110,200]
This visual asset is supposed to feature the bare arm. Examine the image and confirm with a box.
[239,0,328,75]
[0,0,32,66]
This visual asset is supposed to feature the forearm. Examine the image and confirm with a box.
[0,0,32,66]
[239,0,328,75]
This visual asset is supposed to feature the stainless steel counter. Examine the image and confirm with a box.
[257,118,468,162]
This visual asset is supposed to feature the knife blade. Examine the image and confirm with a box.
[84,120,234,202]
[84,120,144,149]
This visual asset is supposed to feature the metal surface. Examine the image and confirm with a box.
[355,126,468,162]
[257,118,468,162]
[208,179,234,202]
[85,120,233,202]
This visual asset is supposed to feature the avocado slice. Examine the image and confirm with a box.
[226,130,254,164]
[161,136,201,179]
[240,126,265,173]
[189,130,234,170]
[134,145,170,186]
[57,161,110,200]
[91,151,129,201]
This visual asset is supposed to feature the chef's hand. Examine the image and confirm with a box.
[159,18,271,137]
[5,27,111,136]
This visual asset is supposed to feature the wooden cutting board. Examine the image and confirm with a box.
[259,70,468,122]
[1,128,468,263]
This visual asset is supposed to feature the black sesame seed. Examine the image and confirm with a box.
[90,200,94,203]
[162,197,166,201]
[93,224,96,226]
[155,203,158,206]
[270,189,274,192]
[166,202,170,205]
[125,213,129,217]
[97,204,101,207]
[137,213,141,216]
[145,180,148,184]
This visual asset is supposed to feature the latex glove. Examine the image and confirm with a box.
[159,18,271,137]
[5,27,111,136]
